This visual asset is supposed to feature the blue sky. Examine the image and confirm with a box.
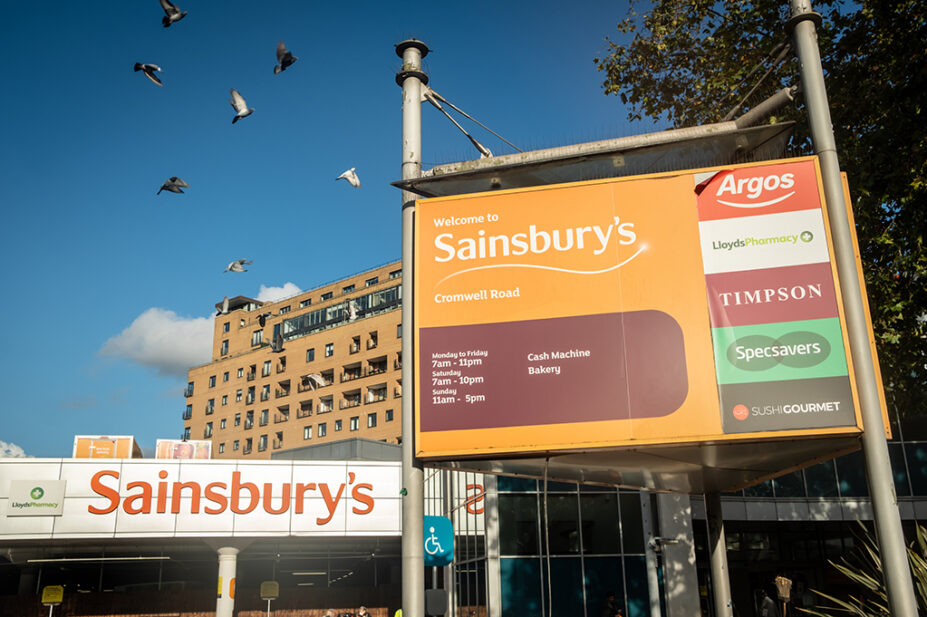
[0,1,660,458]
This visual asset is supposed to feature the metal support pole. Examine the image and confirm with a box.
[640,493,662,617]
[705,493,732,617]
[788,2,917,614]
[397,38,430,617]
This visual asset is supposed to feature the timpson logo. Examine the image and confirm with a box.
[712,172,796,209]
[431,216,645,283]
[87,470,375,523]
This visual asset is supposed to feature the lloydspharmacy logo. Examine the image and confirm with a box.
[712,230,813,251]
[10,485,60,510]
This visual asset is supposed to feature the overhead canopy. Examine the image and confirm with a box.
[393,121,795,198]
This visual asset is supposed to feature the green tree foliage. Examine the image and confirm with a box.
[595,0,926,417]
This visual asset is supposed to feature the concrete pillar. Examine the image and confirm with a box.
[216,546,239,617]
[656,493,700,617]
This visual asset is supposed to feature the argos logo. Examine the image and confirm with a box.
[715,173,796,208]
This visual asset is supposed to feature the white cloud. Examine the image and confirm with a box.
[257,282,302,303]
[0,441,32,458]
[100,308,212,377]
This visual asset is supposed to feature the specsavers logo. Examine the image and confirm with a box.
[726,331,830,371]
[712,230,813,251]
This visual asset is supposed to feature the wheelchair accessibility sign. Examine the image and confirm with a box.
[424,515,454,566]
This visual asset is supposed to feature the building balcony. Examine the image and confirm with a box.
[366,365,387,377]
[243,445,252,455]
[275,388,290,399]
[273,440,283,450]
[274,413,289,423]
[342,371,362,383]
[247,372,256,381]
[367,392,388,404]
[258,441,267,452]
[318,403,333,413]
[182,409,192,420]
[276,364,286,374]
[244,420,254,430]
[205,406,214,415]
[350,343,360,354]
[367,339,378,350]
[184,385,194,397]
[394,387,402,398]
[340,399,361,410]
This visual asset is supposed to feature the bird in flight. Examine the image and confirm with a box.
[216,296,230,316]
[302,373,326,390]
[134,63,163,86]
[159,0,187,27]
[157,176,189,194]
[336,168,361,188]
[257,312,272,328]
[224,259,252,273]
[274,41,298,75]
[229,89,254,124]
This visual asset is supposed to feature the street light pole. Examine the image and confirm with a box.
[787,1,917,614]
[397,38,429,617]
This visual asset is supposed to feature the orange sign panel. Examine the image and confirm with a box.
[73,435,136,459]
[414,157,868,458]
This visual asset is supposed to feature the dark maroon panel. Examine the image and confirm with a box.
[705,262,839,328]
[418,311,688,432]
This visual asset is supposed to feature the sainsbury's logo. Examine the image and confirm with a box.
[714,172,796,208]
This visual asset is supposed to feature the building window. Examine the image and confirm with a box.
[247,386,255,404]
[325,343,334,357]
[183,404,192,420]
[204,422,213,438]
[223,371,229,382]
[183,427,190,440]
[321,292,333,301]
[260,409,269,426]
[274,431,283,449]
[252,330,263,346]
[350,416,360,431]
[223,322,230,333]
[245,410,254,429]
[367,413,377,428]
[206,399,215,414]
[244,438,252,454]
[209,375,216,388]
[221,395,228,406]
[236,389,242,402]
[306,348,315,362]
[335,419,342,432]
[185,381,194,397]
[263,361,272,377]
[279,306,290,314]
[221,340,229,355]
[233,440,239,451]
[342,284,355,294]
[235,413,241,426]
[219,442,225,454]
[300,299,311,308]
[238,368,244,378]
[366,277,378,287]
[389,269,401,279]
[261,384,270,401]
[318,423,327,437]
[220,418,227,429]
[397,323,402,338]
[304,425,313,440]
[258,434,267,451]
[385,409,394,422]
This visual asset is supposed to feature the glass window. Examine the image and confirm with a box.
[306,348,315,362]
[543,495,580,554]
[350,416,359,431]
[204,422,213,438]
[335,419,342,431]
[260,409,269,425]
[905,443,927,495]
[773,471,805,497]
[618,492,645,553]
[367,413,377,428]
[325,343,334,357]
[580,493,621,554]
[498,477,538,492]
[236,389,242,402]
[318,423,327,437]
[500,558,542,617]
[343,284,354,294]
[397,323,402,338]
[279,306,290,314]
[223,322,230,333]
[238,368,244,378]
[836,450,870,497]
[366,277,378,287]
[805,460,838,497]
[890,443,911,497]
[390,269,401,279]
[258,435,267,451]
[321,292,333,301]
[547,557,584,617]
[218,443,225,453]
[252,330,263,346]
[209,375,216,388]
[221,395,228,406]
[743,480,774,498]
[624,556,649,617]
[233,440,239,451]
[220,419,226,429]
[220,340,228,355]
[499,494,539,555]
[234,413,241,427]
[183,427,190,440]
[223,371,229,382]
[304,425,312,440]
[385,409,394,422]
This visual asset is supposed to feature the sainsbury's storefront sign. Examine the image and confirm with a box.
[0,459,401,539]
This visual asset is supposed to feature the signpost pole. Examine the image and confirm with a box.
[705,492,733,617]
[788,1,917,614]
[397,38,429,617]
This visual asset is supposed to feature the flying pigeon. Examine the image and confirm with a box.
[224,259,252,273]
[269,331,285,353]
[274,41,298,75]
[257,312,271,328]
[302,373,326,390]
[347,299,359,321]
[336,168,361,188]
[216,296,229,316]
[134,63,163,86]
[157,176,189,194]
[159,0,187,27]
[229,89,254,124]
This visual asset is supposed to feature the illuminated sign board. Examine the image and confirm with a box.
[414,157,868,458]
